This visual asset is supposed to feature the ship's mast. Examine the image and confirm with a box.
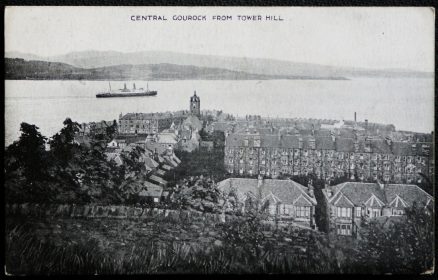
[147,83,149,92]
[108,81,112,92]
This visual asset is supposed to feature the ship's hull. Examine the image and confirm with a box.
[96,91,157,98]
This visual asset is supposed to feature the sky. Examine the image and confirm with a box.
[4,6,435,72]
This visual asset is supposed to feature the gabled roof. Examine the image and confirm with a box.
[384,184,433,208]
[218,178,317,205]
[327,182,433,209]
[333,193,355,207]
[364,194,385,208]
[328,182,386,207]
[293,194,314,207]
[388,195,408,209]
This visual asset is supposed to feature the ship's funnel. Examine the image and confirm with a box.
[133,83,136,90]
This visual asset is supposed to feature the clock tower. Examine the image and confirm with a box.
[190,91,201,117]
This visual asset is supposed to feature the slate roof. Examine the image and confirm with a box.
[327,182,386,206]
[218,178,317,205]
[156,169,166,176]
[326,182,433,208]
[316,136,335,150]
[143,157,159,170]
[120,112,174,120]
[370,139,392,154]
[335,138,354,152]
[157,133,178,144]
[149,175,168,186]
[212,122,234,132]
[139,181,163,197]
[384,184,432,208]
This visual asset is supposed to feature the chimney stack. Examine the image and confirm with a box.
[377,179,385,190]
[365,119,368,130]
[257,174,264,188]
[354,112,357,122]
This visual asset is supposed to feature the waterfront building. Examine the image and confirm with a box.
[118,111,187,134]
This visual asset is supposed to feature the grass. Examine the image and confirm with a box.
[5,217,340,275]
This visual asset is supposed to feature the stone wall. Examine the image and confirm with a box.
[5,203,227,223]
[5,203,319,233]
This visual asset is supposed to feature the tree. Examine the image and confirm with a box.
[6,123,48,182]
[353,204,434,274]
[173,176,222,213]
[217,203,269,261]
[49,118,81,166]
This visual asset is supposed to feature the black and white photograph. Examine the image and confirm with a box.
[4,6,435,275]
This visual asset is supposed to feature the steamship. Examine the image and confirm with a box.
[96,82,157,98]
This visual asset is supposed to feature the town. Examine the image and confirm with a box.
[5,91,434,274]
[71,92,434,235]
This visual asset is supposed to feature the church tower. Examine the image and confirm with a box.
[190,91,200,117]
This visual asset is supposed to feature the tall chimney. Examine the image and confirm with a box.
[365,119,368,130]
[354,112,357,122]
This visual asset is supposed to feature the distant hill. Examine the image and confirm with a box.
[5,58,347,80]
[5,50,433,79]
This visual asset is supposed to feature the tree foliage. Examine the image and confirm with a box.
[172,176,222,213]
[352,204,434,274]
[4,119,148,205]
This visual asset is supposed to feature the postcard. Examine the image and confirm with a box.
[4,6,435,275]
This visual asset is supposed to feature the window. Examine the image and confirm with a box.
[392,209,404,216]
[295,206,310,218]
[337,224,352,236]
[337,207,352,218]
[371,208,381,217]
[153,197,159,203]
[355,207,361,217]
[282,205,294,215]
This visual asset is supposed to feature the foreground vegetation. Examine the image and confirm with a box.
[5,203,433,275]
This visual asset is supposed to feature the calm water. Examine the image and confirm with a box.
[5,78,434,145]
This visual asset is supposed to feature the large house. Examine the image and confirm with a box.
[322,182,434,237]
[218,177,317,229]
[224,128,433,184]
[118,111,187,134]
